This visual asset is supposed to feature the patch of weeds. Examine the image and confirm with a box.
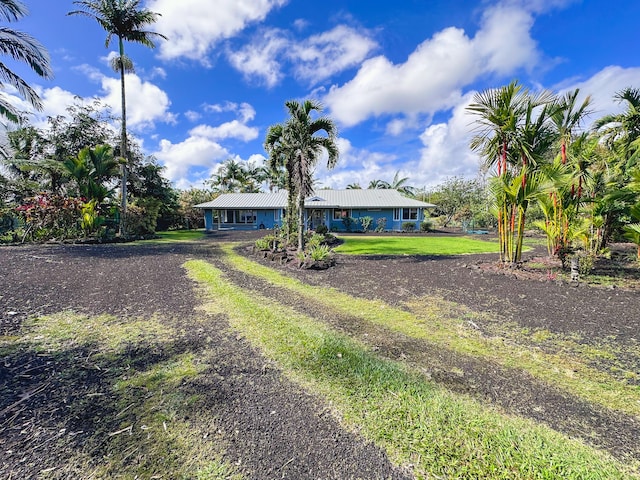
[219,245,640,418]
[186,259,637,480]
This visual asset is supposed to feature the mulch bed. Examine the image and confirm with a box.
[1,231,639,477]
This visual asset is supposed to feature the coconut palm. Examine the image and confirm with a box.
[0,0,52,122]
[69,0,166,236]
[265,99,338,251]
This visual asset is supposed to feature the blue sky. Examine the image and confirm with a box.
[7,0,640,191]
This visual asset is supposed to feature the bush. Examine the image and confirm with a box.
[375,217,387,233]
[402,222,416,232]
[16,194,83,242]
[315,224,328,235]
[420,220,433,232]
[125,198,161,236]
[307,233,325,249]
[308,244,331,261]
[360,216,373,233]
[342,216,356,232]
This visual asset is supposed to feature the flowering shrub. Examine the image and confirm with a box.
[16,194,83,241]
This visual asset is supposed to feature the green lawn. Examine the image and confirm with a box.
[153,229,205,242]
[334,235,500,255]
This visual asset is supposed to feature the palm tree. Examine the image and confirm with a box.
[367,179,388,189]
[63,144,119,203]
[594,87,640,170]
[265,99,338,251]
[468,83,557,263]
[0,0,52,122]
[69,0,166,236]
[346,183,362,189]
[467,81,529,177]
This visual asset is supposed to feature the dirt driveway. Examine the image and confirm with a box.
[1,232,639,477]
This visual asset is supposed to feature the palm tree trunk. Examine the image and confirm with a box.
[297,189,305,252]
[118,36,128,238]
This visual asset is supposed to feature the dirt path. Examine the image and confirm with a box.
[0,242,410,480]
[215,246,640,464]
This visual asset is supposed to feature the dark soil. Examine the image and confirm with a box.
[1,230,639,477]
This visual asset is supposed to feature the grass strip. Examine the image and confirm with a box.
[186,259,636,480]
[334,235,500,255]
[131,229,206,245]
[220,244,640,418]
[3,312,242,480]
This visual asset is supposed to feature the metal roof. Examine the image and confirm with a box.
[194,189,435,209]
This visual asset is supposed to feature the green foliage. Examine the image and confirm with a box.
[341,216,355,231]
[359,215,373,232]
[16,194,83,241]
[401,221,416,232]
[428,177,487,228]
[420,220,433,232]
[315,223,329,235]
[306,232,325,249]
[64,144,119,203]
[375,217,386,232]
[80,199,105,237]
[125,197,161,236]
[308,244,331,261]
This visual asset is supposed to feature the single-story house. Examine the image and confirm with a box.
[194,189,436,232]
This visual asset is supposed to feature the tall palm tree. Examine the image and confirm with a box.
[69,0,166,236]
[265,99,338,251]
[469,83,557,263]
[468,81,529,177]
[0,0,52,122]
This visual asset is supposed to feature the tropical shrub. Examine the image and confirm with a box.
[16,194,83,241]
[341,216,355,232]
[80,200,105,237]
[360,216,373,232]
[402,222,416,232]
[315,224,328,235]
[307,233,325,249]
[125,197,161,236]
[375,217,387,232]
[420,220,433,232]
[308,244,331,261]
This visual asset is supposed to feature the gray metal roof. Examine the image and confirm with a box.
[194,189,435,209]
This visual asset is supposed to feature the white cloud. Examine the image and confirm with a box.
[185,110,201,122]
[556,66,640,127]
[205,101,256,122]
[314,137,399,189]
[98,73,174,130]
[413,95,481,188]
[291,25,377,84]
[149,0,288,63]
[226,29,288,87]
[154,135,229,188]
[324,3,543,126]
[227,25,377,87]
[190,121,258,142]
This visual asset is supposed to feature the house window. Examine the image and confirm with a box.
[333,209,351,220]
[394,208,418,221]
[223,210,256,224]
[274,209,281,221]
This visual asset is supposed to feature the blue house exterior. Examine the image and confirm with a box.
[195,190,436,232]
